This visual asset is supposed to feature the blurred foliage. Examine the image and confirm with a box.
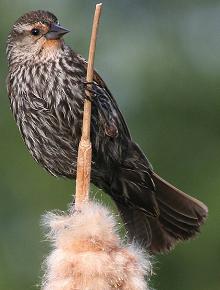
[0,0,219,289]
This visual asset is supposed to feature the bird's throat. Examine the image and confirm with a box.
[40,39,63,61]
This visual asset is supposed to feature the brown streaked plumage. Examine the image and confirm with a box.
[6,10,208,254]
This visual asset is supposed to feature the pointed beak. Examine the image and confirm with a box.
[45,23,70,40]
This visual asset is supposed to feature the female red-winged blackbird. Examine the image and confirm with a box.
[7,10,208,253]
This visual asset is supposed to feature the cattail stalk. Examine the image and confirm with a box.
[75,3,103,209]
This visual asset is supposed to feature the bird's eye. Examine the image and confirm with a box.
[31,28,40,36]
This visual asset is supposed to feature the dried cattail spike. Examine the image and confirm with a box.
[41,201,152,290]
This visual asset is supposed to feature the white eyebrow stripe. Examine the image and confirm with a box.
[14,22,46,33]
[14,23,33,33]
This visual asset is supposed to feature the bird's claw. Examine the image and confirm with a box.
[82,81,102,102]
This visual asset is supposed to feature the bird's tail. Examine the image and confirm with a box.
[110,143,208,254]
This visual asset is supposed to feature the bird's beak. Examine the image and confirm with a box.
[45,23,70,40]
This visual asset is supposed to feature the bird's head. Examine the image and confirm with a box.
[7,10,69,65]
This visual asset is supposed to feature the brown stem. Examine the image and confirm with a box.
[75,3,103,209]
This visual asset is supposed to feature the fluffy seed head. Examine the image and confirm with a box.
[41,202,152,290]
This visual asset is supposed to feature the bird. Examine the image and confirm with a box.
[6,10,208,254]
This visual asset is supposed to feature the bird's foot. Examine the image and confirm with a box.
[82,81,102,102]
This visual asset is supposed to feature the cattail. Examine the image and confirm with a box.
[41,201,152,290]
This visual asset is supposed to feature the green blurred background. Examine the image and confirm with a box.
[0,0,219,289]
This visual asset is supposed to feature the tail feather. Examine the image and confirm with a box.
[159,208,198,234]
[116,202,178,253]
[152,173,208,223]
[112,170,208,254]
[99,141,208,254]
[148,218,177,253]
[115,203,152,248]
[158,200,200,226]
